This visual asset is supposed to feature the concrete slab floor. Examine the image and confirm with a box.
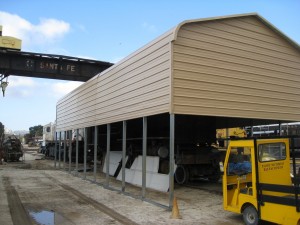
[0,152,275,225]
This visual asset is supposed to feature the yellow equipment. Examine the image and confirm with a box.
[222,137,300,225]
[216,127,247,139]
[0,25,22,50]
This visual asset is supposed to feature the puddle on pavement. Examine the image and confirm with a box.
[29,210,64,225]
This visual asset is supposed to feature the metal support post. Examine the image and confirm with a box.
[63,131,66,169]
[69,130,72,173]
[169,114,175,209]
[84,127,87,179]
[122,121,127,192]
[76,129,79,176]
[59,132,61,169]
[54,132,57,168]
[142,117,147,199]
[94,126,98,182]
[106,124,111,187]
[54,106,57,168]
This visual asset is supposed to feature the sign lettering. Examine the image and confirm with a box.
[261,162,284,172]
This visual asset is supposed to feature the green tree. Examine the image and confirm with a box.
[29,125,43,137]
[24,133,32,144]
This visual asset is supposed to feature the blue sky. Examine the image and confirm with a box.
[0,0,299,131]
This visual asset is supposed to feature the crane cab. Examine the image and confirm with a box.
[0,25,22,51]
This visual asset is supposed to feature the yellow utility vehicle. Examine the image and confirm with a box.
[222,137,300,225]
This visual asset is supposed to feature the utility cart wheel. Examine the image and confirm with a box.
[243,205,259,225]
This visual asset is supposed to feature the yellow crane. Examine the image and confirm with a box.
[0,25,22,50]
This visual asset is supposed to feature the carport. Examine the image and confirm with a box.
[55,13,300,208]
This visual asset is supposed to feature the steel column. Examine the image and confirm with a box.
[84,127,87,179]
[169,114,175,209]
[54,105,57,168]
[76,129,79,176]
[142,117,147,199]
[58,132,61,169]
[106,124,111,187]
[69,130,72,173]
[122,121,127,192]
[63,131,67,169]
[54,132,57,168]
[94,126,98,182]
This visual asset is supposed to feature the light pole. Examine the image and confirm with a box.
[0,80,8,97]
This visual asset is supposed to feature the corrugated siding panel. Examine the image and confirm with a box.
[57,33,172,131]
[173,17,300,121]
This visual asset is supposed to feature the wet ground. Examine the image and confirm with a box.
[0,147,276,225]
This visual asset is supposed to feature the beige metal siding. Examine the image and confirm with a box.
[56,31,173,131]
[56,14,300,132]
[172,16,300,121]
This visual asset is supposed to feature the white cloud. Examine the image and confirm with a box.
[0,11,70,50]
[4,76,37,97]
[9,76,37,88]
[5,77,82,99]
[35,18,69,39]
[51,81,83,97]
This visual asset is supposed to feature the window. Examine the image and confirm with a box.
[258,142,286,162]
[46,127,51,132]
[227,146,252,175]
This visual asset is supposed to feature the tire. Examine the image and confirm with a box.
[243,205,259,225]
[175,165,189,184]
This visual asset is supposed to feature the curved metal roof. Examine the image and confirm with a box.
[172,13,300,51]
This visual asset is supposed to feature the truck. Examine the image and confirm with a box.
[42,122,57,157]
[2,136,23,162]
[221,136,300,225]
[174,143,224,184]
[120,138,224,184]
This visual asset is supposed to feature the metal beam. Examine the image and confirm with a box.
[0,49,113,82]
